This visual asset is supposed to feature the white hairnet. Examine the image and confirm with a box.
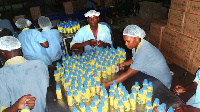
[15,18,32,28]
[123,25,146,39]
[84,10,100,17]
[0,36,21,51]
[38,16,52,30]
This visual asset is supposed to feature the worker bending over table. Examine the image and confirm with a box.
[102,25,172,89]
[70,10,112,51]
[0,36,49,112]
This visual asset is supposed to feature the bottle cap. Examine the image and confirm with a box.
[91,101,95,107]
[73,91,78,96]
[148,109,153,112]
[154,98,160,105]
[110,85,114,90]
[23,106,30,110]
[113,80,117,86]
[109,92,114,97]
[97,67,101,71]
[103,90,108,96]
[161,103,167,109]
[143,85,147,90]
[118,100,123,106]
[118,82,123,88]
[147,92,152,98]
[122,96,128,101]
[54,70,58,75]
[67,91,72,96]
[130,94,134,99]
[94,95,98,102]
[132,88,137,93]
[97,105,102,112]
[77,86,82,91]
[115,89,119,94]
[167,107,174,112]
[96,81,100,86]
[157,105,165,112]
[146,100,152,107]
[72,106,78,112]
[56,85,60,90]
[101,96,106,102]
[135,81,139,87]
[82,88,86,93]
[116,94,120,99]
[139,89,143,94]
[86,106,91,112]
[80,102,85,108]
[143,79,148,84]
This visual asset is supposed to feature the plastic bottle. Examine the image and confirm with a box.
[94,95,100,105]
[153,98,160,108]
[147,81,153,93]
[129,94,136,110]
[143,79,148,86]
[56,85,62,99]
[86,106,91,112]
[80,102,86,112]
[97,67,102,78]
[137,89,145,104]
[84,86,91,102]
[161,103,167,110]
[122,95,130,111]
[54,70,60,82]
[67,91,73,106]
[109,85,115,93]
[81,88,87,102]
[145,100,153,112]
[118,100,124,112]
[107,63,112,76]
[157,105,165,112]
[90,101,97,112]
[109,92,114,106]
[131,88,137,99]
[97,105,103,112]
[102,67,108,78]
[167,107,174,112]
[73,91,81,105]
[90,81,95,97]
[143,85,148,96]
[146,92,152,103]
[21,106,30,112]
[114,94,120,109]
[103,90,108,100]
[113,80,117,89]
[132,81,140,91]
[96,81,101,95]
[72,106,78,112]
[119,55,125,64]
[111,61,116,74]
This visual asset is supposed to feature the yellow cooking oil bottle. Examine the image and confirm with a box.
[118,100,124,112]
[132,81,140,91]
[93,95,100,105]
[21,106,30,112]
[90,101,97,112]
[129,93,136,110]
[122,95,130,111]
[79,102,86,112]
[109,92,114,106]
[114,94,120,109]
[153,98,160,109]
[73,91,81,105]
[145,100,153,112]
[131,88,137,99]
[56,85,62,99]
[137,89,145,105]
[67,91,73,106]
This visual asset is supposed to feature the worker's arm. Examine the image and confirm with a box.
[118,59,133,70]
[2,95,36,112]
[174,105,200,112]
[103,68,138,88]
[40,41,49,48]
[71,39,97,49]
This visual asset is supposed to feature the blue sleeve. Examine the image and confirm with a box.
[71,28,84,44]
[130,52,147,71]
[35,30,47,44]
[100,25,112,45]
[0,72,11,109]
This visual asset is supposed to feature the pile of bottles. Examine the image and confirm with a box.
[57,20,80,34]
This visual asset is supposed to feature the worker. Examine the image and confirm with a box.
[172,69,200,111]
[15,18,52,66]
[38,16,63,62]
[0,36,49,112]
[99,22,113,42]
[70,10,112,51]
[102,25,172,89]
[0,14,14,34]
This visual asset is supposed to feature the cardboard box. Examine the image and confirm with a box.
[176,33,197,48]
[185,13,200,25]
[173,54,190,70]
[150,22,166,37]
[194,39,200,55]
[148,34,161,49]
[167,19,184,33]
[162,28,177,45]
[168,9,185,22]
[188,54,200,74]
[160,39,175,52]
[63,2,74,14]
[170,0,189,11]
[187,1,200,15]
[183,22,200,38]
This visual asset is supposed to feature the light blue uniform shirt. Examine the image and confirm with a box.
[186,69,200,108]
[130,39,172,88]
[70,24,112,51]
[41,29,63,62]
[0,19,14,33]
[0,60,49,112]
[18,29,52,66]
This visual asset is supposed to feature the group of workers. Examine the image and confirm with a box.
[0,9,199,112]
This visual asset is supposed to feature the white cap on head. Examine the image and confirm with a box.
[0,36,21,51]
[15,18,32,28]
[84,10,100,17]
[38,16,52,30]
[123,25,146,39]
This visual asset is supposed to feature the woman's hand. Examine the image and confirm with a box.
[173,85,186,96]
[118,63,126,70]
